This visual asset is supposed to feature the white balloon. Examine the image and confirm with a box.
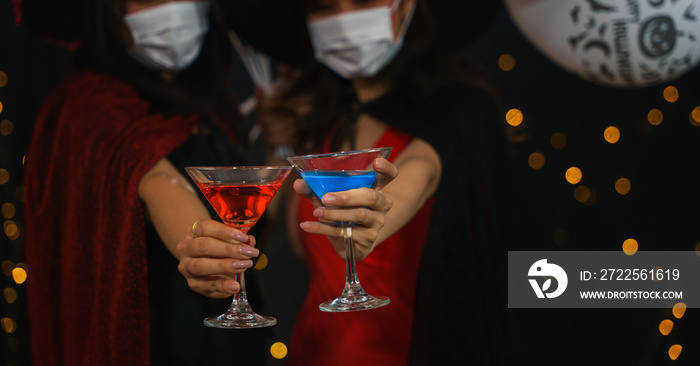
[505,0,700,88]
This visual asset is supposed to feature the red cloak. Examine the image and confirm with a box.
[24,70,197,365]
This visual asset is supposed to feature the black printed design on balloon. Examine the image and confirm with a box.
[586,0,617,12]
[565,0,698,86]
[639,15,677,57]
[685,3,697,20]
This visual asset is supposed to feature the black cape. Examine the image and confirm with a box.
[361,84,515,365]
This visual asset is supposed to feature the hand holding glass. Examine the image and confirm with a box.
[288,147,392,312]
[185,166,291,328]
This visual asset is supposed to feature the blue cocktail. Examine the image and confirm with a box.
[288,148,392,312]
[300,170,378,198]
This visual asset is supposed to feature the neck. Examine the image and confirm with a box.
[352,77,390,103]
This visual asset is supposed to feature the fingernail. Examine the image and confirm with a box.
[228,283,240,293]
[239,246,260,257]
[313,208,324,218]
[232,260,253,269]
[376,159,386,169]
[299,222,311,230]
[231,231,249,242]
[322,194,336,205]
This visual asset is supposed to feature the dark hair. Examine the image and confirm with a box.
[72,0,249,146]
[288,0,499,154]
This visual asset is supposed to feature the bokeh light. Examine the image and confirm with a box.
[604,126,620,144]
[3,287,17,304]
[527,152,545,170]
[253,253,268,270]
[4,220,19,240]
[506,108,523,127]
[1,260,13,276]
[622,238,638,255]
[648,108,663,126]
[663,86,679,103]
[2,202,15,219]
[673,303,686,319]
[498,54,516,71]
[0,168,9,185]
[1,317,17,334]
[4,219,17,234]
[0,71,8,87]
[615,178,631,195]
[574,186,596,205]
[691,106,700,126]
[11,267,27,284]
[659,319,674,336]
[565,167,582,184]
[574,185,591,203]
[270,342,288,359]
[668,344,682,360]
[550,132,567,150]
[0,119,12,136]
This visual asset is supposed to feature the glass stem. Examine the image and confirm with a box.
[342,223,365,296]
[228,272,252,313]
[228,228,252,313]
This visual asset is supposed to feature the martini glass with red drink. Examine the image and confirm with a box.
[185,166,291,328]
[287,147,392,312]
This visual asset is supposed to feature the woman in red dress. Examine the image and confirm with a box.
[265,0,512,364]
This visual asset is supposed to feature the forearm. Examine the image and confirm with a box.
[138,158,211,259]
[375,157,439,245]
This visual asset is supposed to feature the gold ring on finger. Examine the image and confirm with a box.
[192,219,203,238]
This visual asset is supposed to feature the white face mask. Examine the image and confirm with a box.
[125,1,209,72]
[307,0,415,79]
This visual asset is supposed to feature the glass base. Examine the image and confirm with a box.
[319,294,390,312]
[203,311,277,329]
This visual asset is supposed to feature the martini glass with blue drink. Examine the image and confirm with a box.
[287,147,392,312]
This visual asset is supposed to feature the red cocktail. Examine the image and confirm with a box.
[199,183,282,233]
[186,166,291,328]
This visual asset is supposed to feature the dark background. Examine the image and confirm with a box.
[2,0,700,365]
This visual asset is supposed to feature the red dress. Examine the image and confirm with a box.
[288,127,434,365]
